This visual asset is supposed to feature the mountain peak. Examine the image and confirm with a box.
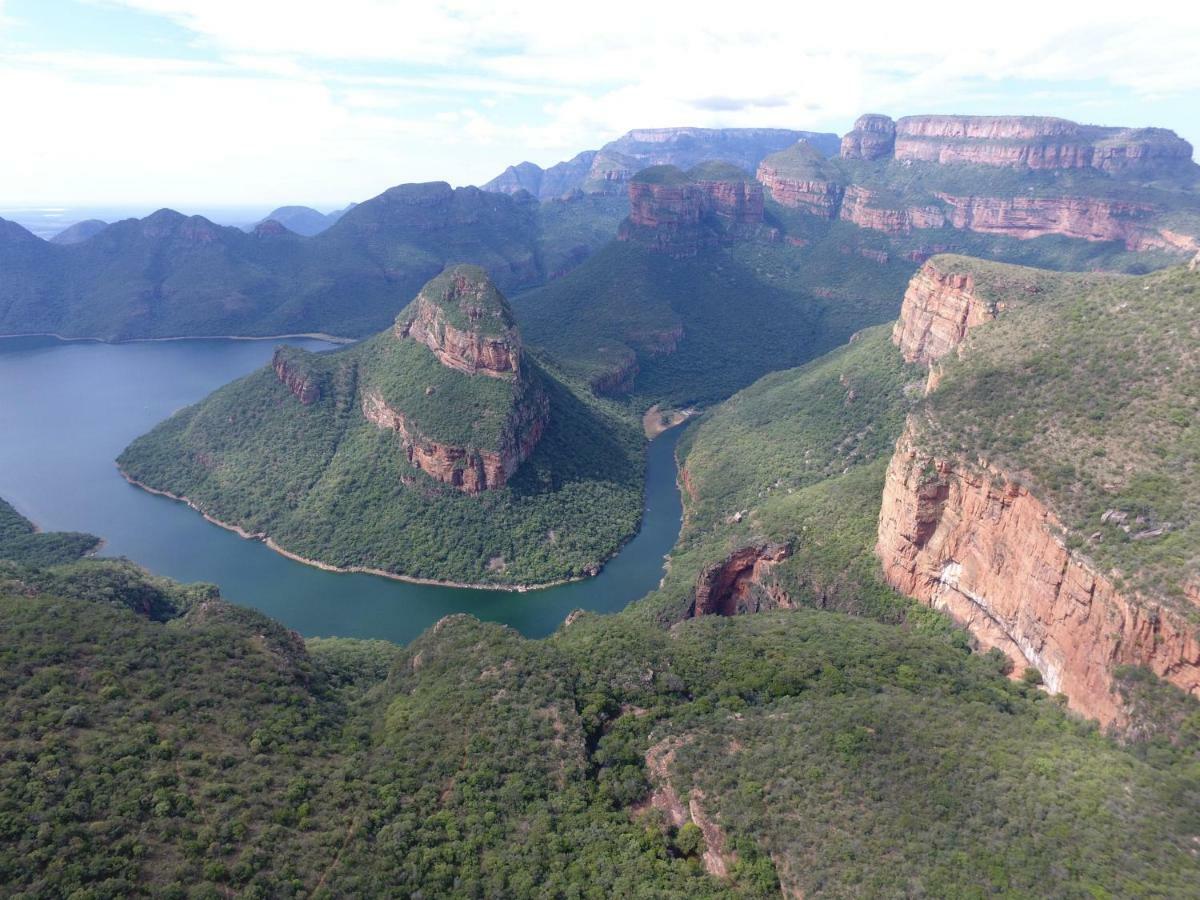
[397,264,521,378]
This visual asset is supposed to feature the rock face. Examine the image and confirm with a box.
[361,387,547,494]
[877,259,1200,724]
[756,141,845,217]
[936,194,1164,249]
[876,426,1200,725]
[890,116,1194,173]
[837,185,946,234]
[839,114,897,161]
[397,271,521,378]
[619,166,766,256]
[364,265,549,493]
[690,542,792,617]
[891,261,998,365]
[273,348,321,404]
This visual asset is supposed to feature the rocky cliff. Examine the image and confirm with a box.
[876,257,1200,725]
[272,348,322,404]
[756,140,845,217]
[877,426,1200,725]
[397,269,522,378]
[689,542,792,617]
[837,185,946,234]
[890,261,998,365]
[839,114,897,161]
[362,265,548,493]
[889,115,1195,173]
[619,165,766,256]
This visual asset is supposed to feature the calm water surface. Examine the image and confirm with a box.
[0,336,683,643]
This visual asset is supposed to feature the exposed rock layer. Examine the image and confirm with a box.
[398,294,519,378]
[620,174,766,256]
[891,262,997,365]
[273,349,321,404]
[690,542,792,617]
[876,427,1200,725]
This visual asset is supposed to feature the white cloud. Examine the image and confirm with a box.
[3,0,1198,205]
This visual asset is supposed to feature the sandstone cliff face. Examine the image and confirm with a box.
[877,262,1200,724]
[890,116,1195,173]
[398,294,519,378]
[936,193,1163,249]
[756,162,843,217]
[362,387,547,494]
[876,427,1200,725]
[839,114,897,161]
[273,349,321,404]
[620,175,765,256]
[891,262,997,365]
[838,185,946,234]
[689,542,792,617]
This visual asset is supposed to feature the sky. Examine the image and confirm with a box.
[1,0,1198,210]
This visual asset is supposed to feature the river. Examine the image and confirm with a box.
[0,335,683,643]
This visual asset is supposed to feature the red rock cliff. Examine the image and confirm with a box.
[620,171,765,256]
[397,276,521,378]
[891,262,998,365]
[839,114,897,161]
[362,386,547,494]
[935,194,1167,250]
[838,185,945,234]
[876,426,1200,725]
[273,349,321,404]
[891,116,1194,173]
[756,163,843,218]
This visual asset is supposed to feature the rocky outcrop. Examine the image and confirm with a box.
[838,185,946,234]
[690,542,792,617]
[876,426,1200,725]
[757,169,844,217]
[936,194,1164,249]
[889,116,1194,173]
[619,168,766,256]
[891,262,998,365]
[396,268,521,378]
[362,387,547,493]
[273,348,321,404]
[839,114,897,161]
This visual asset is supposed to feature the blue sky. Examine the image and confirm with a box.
[1,0,1198,209]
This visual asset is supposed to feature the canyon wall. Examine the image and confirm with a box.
[876,427,1200,725]
[273,348,321,405]
[876,260,1200,724]
[837,185,947,234]
[756,163,843,218]
[620,173,766,256]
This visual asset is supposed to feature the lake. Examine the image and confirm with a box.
[0,336,684,643]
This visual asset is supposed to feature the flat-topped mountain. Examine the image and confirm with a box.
[761,114,1200,254]
[483,126,839,199]
[118,266,642,585]
[617,162,767,256]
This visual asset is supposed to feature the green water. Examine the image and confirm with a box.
[0,336,684,643]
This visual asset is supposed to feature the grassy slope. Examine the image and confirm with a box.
[917,256,1200,608]
[3,549,1197,898]
[117,340,643,586]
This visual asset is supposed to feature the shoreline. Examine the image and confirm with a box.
[0,330,356,346]
[117,468,595,593]
[643,404,698,439]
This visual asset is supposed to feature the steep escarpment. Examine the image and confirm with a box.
[119,265,643,586]
[618,164,768,256]
[888,115,1195,174]
[876,256,1200,724]
[755,112,1200,258]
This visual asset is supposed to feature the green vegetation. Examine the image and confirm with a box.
[0,183,627,341]
[2,541,1197,897]
[515,239,911,407]
[0,497,100,567]
[918,257,1200,607]
[117,278,645,586]
[641,325,939,626]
